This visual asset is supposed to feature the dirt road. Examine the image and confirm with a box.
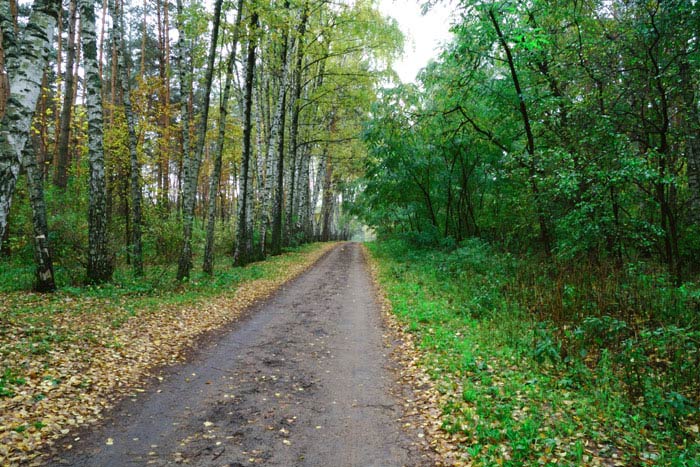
[50,243,428,466]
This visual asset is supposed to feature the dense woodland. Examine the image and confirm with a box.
[360,0,700,278]
[2,0,700,462]
[0,0,399,290]
[355,0,700,460]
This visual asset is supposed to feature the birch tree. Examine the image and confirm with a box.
[0,0,59,244]
[284,5,308,245]
[177,0,224,280]
[262,24,291,257]
[0,0,56,291]
[82,0,112,283]
[54,0,77,189]
[203,0,244,274]
[22,142,55,291]
[233,10,259,267]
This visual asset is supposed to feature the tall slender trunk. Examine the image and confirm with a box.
[110,0,143,274]
[156,0,171,213]
[54,0,77,188]
[23,141,55,291]
[320,149,333,242]
[285,8,308,244]
[271,16,293,256]
[0,0,59,243]
[203,0,243,274]
[296,150,310,241]
[311,150,325,239]
[177,0,224,280]
[82,0,112,283]
[233,11,259,266]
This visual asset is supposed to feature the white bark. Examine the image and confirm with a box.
[0,0,59,244]
[82,0,112,282]
[260,40,292,256]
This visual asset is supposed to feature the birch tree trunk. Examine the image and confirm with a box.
[270,28,293,256]
[177,0,224,280]
[260,25,292,257]
[233,11,259,266]
[82,0,112,283]
[202,0,243,274]
[0,0,59,244]
[1,0,54,286]
[296,150,310,241]
[22,141,55,291]
[320,149,333,242]
[311,151,325,240]
[0,2,17,90]
[284,8,307,244]
[174,0,191,222]
[110,0,143,274]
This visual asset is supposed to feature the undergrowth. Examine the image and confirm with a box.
[369,237,699,466]
[0,242,323,393]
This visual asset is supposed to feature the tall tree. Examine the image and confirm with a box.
[54,0,77,188]
[233,10,259,266]
[268,3,292,256]
[82,0,112,283]
[284,4,308,245]
[110,0,143,274]
[203,0,244,275]
[177,0,224,280]
[0,0,60,243]
[0,0,55,291]
[487,6,552,255]
[22,141,56,291]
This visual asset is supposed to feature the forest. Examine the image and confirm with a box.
[356,0,700,463]
[1,0,399,290]
[1,0,699,464]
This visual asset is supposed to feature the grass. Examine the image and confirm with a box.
[368,237,700,466]
[0,242,334,464]
[0,243,321,357]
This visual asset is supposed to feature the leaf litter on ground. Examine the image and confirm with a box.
[0,243,336,465]
[363,245,698,466]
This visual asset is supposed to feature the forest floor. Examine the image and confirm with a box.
[39,243,435,466]
[1,243,340,465]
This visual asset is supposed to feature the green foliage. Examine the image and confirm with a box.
[0,369,26,398]
[370,237,699,464]
[143,213,187,264]
[358,0,700,277]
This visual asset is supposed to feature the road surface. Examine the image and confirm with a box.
[49,243,429,466]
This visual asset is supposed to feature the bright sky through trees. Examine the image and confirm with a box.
[378,0,454,82]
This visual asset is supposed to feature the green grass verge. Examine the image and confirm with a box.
[368,238,699,466]
[0,243,326,388]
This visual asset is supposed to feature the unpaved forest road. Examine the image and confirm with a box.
[50,243,429,467]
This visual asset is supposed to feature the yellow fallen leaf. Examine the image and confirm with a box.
[105,438,113,445]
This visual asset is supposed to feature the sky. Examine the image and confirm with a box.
[377,0,456,83]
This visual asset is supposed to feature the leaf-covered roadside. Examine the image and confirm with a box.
[0,242,336,465]
[365,239,699,466]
